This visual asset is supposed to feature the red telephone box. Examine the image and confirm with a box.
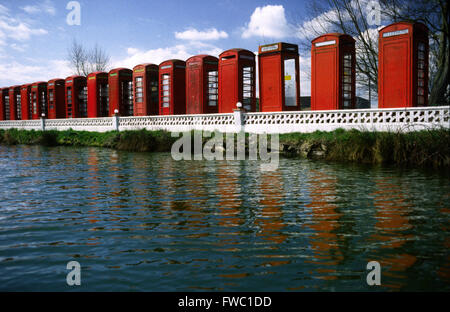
[0,88,9,120]
[20,84,31,120]
[311,33,356,111]
[8,86,21,120]
[47,79,65,119]
[218,49,256,113]
[108,68,133,116]
[258,42,300,112]
[159,60,186,115]
[87,72,109,117]
[378,22,429,108]
[185,55,219,114]
[133,64,159,116]
[65,76,87,118]
[31,82,48,119]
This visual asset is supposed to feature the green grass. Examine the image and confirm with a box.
[1,127,449,169]
[279,128,450,168]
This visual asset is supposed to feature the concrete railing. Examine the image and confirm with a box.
[0,106,448,134]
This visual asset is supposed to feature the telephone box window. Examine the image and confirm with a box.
[79,86,88,117]
[16,94,21,119]
[100,83,109,117]
[32,93,37,115]
[67,88,72,117]
[418,42,426,106]
[208,70,218,107]
[150,75,158,107]
[242,66,254,111]
[4,95,10,120]
[40,91,47,117]
[284,58,297,107]
[135,77,143,103]
[28,92,32,118]
[49,90,54,110]
[342,53,353,109]
[122,81,133,116]
[161,74,170,108]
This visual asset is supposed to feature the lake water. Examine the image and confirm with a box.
[0,145,449,291]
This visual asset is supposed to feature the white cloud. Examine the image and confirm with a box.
[114,45,191,69]
[0,59,71,86]
[21,0,56,16]
[0,4,48,43]
[114,42,223,69]
[0,19,47,41]
[175,28,228,41]
[296,9,344,40]
[242,5,294,39]
[0,4,9,15]
[10,43,28,52]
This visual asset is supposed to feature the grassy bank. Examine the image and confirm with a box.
[279,128,450,168]
[0,128,449,169]
[0,128,177,152]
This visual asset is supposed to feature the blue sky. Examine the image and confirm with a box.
[0,0,315,90]
[0,0,383,99]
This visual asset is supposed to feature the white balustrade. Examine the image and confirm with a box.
[0,106,448,134]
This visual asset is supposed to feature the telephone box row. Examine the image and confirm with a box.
[0,22,429,121]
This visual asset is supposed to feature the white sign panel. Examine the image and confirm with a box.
[315,40,336,47]
[382,29,409,37]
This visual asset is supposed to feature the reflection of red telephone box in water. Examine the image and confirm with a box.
[218,49,256,113]
[31,82,48,119]
[87,72,109,118]
[108,68,133,116]
[159,60,186,115]
[47,79,66,119]
[186,55,219,114]
[0,88,9,120]
[311,33,356,110]
[378,22,429,108]
[65,76,87,118]
[9,86,21,120]
[20,84,31,120]
[258,42,300,112]
[133,64,159,116]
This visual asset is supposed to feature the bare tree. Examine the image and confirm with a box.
[298,0,449,105]
[68,39,88,76]
[67,39,110,76]
[88,43,110,73]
